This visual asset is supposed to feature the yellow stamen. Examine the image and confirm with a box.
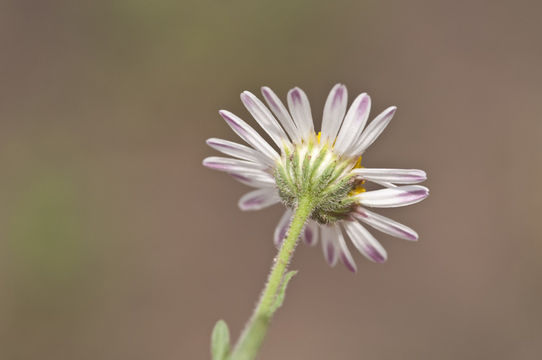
[317,131,337,147]
[354,156,362,169]
[351,155,365,195]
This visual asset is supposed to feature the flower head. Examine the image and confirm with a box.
[204,84,428,272]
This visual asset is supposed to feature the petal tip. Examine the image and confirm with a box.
[202,161,220,171]
[341,254,358,273]
[418,186,430,197]
[289,87,304,97]
[406,185,429,199]
[240,91,254,100]
[219,110,240,126]
[359,92,370,101]
[334,83,347,92]
[202,157,223,170]
[416,170,428,182]
[240,92,253,106]
[237,203,249,211]
[367,245,388,264]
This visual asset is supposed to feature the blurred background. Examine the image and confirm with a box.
[1,0,541,359]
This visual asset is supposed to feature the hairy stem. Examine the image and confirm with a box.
[229,196,314,360]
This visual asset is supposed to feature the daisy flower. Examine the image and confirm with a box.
[203,84,428,272]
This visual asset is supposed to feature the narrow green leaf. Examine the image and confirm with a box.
[270,270,298,314]
[211,319,230,360]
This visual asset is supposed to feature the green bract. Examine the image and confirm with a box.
[274,140,362,224]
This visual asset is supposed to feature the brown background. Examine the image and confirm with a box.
[1,1,541,359]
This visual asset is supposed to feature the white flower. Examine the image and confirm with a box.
[203,84,429,272]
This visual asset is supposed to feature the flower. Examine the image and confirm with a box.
[203,84,429,272]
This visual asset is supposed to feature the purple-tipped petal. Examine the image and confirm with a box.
[343,221,388,263]
[321,84,348,143]
[240,91,290,149]
[340,252,358,273]
[261,86,301,143]
[325,242,336,265]
[350,106,396,156]
[352,168,427,184]
[238,188,280,211]
[230,172,275,188]
[302,221,319,246]
[353,207,418,241]
[274,209,293,247]
[334,225,357,272]
[206,138,265,164]
[365,245,387,263]
[287,87,314,140]
[203,155,275,189]
[357,185,429,208]
[202,156,267,172]
[219,110,279,164]
[203,156,274,188]
[320,225,339,267]
[334,93,371,155]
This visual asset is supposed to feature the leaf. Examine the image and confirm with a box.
[270,270,298,314]
[211,319,230,360]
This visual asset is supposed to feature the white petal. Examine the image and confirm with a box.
[334,93,371,155]
[343,221,387,263]
[274,209,293,247]
[219,110,279,165]
[320,225,339,266]
[357,185,429,208]
[261,87,302,144]
[287,87,314,140]
[230,172,275,188]
[353,207,418,241]
[241,91,291,149]
[321,84,348,144]
[206,138,266,164]
[202,156,267,173]
[351,168,427,184]
[334,225,357,272]
[302,220,319,246]
[372,181,397,188]
[203,157,275,188]
[349,106,397,156]
[238,188,280,211]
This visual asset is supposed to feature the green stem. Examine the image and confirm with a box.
[229,196,314,360]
